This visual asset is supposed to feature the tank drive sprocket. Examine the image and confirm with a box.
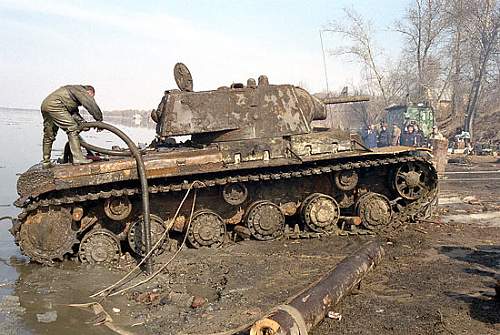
[187,210,226,248]
[393,161,434,200]
[19,207,78,264]
[79,229,121,265]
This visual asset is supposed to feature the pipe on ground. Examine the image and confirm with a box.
[250,241,385,335]
[79,121,153,274]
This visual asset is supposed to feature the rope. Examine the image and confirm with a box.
[90,181,202,298]
[108,188,197,297]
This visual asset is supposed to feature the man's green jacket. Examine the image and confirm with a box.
[41,85,103,121]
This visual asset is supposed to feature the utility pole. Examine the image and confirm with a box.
[319,29,330,96]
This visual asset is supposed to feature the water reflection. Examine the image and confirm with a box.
[0,107,155,334]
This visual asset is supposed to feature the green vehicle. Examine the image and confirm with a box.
[385,103,435,139]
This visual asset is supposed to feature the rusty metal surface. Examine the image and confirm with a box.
[12,63,440,266]
[322,94,370,105]
[250,241,385,335]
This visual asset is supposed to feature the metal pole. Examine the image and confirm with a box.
[319,30,330,96]
[250,241,385,335]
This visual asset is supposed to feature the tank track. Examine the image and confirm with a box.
[12,153,438,264]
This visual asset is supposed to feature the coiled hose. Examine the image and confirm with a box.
[78,121,153,274]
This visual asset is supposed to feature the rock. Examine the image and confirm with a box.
[36,310,58,323]
[462,195,480,205]
[191,296,207,309]
[327,311,342,320]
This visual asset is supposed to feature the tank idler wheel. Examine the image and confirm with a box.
[187,210,226,249]
[79,229,121,265]
[104,196,132,221]
[355,193,392,230]
[393,162,431,200]
[300,193,340,233]
[128,214,167,256]
[245,201,285,241]
[334,170,359,191]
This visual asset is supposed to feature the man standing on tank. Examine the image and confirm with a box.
[41,85,103,169]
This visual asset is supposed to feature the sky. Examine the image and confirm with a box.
[0,0,409,110]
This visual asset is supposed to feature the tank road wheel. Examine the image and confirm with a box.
[300,193,340,232]
[393,162,432,200]
[19,207,78,264]
[128,214,167,256]
[104,196,132,221]
[79,229,121,265]
[222,183,248,206]
[187,210,226,249]
[245,201,285,241]
[334,170,358,191]
[355,193,392,231]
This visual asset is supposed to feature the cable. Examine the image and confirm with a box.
[108,189,198,297]
[90,181,202,298]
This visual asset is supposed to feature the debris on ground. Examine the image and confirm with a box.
[36,310,57,323]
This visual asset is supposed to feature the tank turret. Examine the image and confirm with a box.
[152,63,327,143]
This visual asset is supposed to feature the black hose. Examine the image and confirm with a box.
[80,138,149,157]
[79,121,153,274]
[0,216,14,223]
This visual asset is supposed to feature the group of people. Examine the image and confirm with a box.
[362,120,440,149]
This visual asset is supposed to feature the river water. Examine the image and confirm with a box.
[0,107,155,334]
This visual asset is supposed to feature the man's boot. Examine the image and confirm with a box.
[42,142,53,169]
[68,132,92,165]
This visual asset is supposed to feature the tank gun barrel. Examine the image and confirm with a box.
[322,95,370,105]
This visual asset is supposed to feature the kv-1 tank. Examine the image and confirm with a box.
[11,63,438,265]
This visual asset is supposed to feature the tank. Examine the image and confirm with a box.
[11,63,438,265]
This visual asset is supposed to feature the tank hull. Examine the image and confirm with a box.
[13,135,438,265]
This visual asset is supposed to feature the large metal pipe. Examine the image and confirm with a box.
[250,241,384,335]
[79,121,153,274]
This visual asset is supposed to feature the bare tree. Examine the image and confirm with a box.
[394,0,448,100]
[460,0,499,138]
[327,8,393,106]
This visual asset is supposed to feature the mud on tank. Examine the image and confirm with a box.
[12,63,438,266]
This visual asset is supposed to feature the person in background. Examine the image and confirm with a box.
[429,125,444,140]
[377,123,390,147]
[414,123,423,146]
[363,124,378,148]
[400,124,417,146]
[391,123,401,146]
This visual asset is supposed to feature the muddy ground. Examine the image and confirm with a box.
[1,156,499,335]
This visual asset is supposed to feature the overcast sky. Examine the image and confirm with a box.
[0,0,407,110]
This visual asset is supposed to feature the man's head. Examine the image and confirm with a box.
[408,125,414,133]
[83,85,95,97]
